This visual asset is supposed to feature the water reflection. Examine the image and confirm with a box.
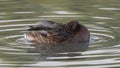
[17,37,89,61]
[26,43,89,61]
[0,0,120,68]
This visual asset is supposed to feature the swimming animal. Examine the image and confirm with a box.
[24,20,90,44]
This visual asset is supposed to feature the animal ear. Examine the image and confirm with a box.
[67,20,80,30]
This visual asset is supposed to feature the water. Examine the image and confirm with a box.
[0,0,120,68]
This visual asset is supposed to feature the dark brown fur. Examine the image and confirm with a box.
[25,21,90,44]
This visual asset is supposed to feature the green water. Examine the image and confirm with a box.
[0,0,120,68]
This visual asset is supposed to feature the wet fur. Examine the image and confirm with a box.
[25,21,90,44]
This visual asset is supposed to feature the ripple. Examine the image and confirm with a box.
[2,35,23,39]
[0,24,33,27]
[91,33,114,39]
[2,52,39,55]
[89,29,111,32]
[0,28,27,32]
[38,15,83,18]
[112,44,120,47]
[12,11,36,14]
[25,58,120,66]
[0,21,115,47]
[0,0,119,68]
[0,46,24,51]
[0,19,40,23]
[99,7,120,10]
[90,32,114,44]
[92,16,115,20]
[0,12,7,15]
[52,11,78,14]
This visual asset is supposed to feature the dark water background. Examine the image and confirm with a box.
[0,0,120,68]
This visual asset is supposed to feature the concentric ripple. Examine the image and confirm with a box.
[0,0,120,68]
[0,19,119,67]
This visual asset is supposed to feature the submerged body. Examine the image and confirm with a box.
[24,21,90,44]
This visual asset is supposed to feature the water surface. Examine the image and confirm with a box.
[0,0,120,68]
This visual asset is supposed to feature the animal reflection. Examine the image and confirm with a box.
[27,43,89,61]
